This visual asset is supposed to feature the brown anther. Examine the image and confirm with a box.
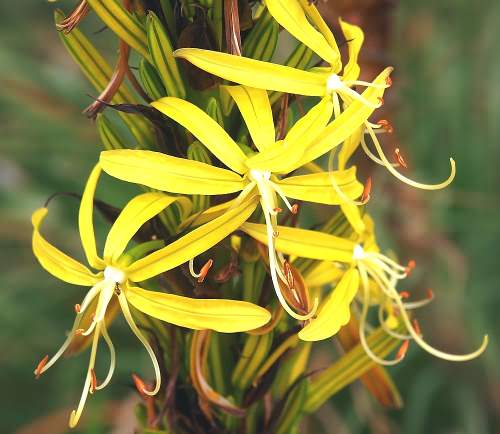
[132,373,150,398]
[273,230,279,238]
[399,291,410,299]
[273,207,283,213]
[405,259,416,275]
[396,340,410,359]
[35,355,49,379]
[74,328,85,336]
[426,289,434,300]
[197,259,214,283]
[89,368,97,394]
[386,76,393,86]
[283,261,295,289]
[377,97,384,106]
[114,283,121,295]
[361,177,372,202]
[291,204,299,214]
[395,148,408,169]
[413,319,422,336]
[377,119,394,133]
[74,304,81,313]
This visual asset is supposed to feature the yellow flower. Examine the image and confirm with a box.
[174,0,455,191]
[100,89,364,320]
[32,164,270,427]
[240,222,488,363]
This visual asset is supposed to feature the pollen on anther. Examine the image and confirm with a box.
[362,177,372,202]
[426,289,434,300]
[291,204,299,214]
[273,207,283,213]
[74,304,81,313]
[395,148,408,169]
[413,319,422,336]
[396,340,410,359]
[74,328,85,336]
[35,355,49,379]
[405,259,416,275]
[400,291,410,299]
[377,119,394,133]
[386,76,393,86]
[132,373,149,397]
[197,259,214,283]
[273,230,279,238]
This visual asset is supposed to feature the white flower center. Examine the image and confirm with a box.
[326,74,343,92]
[353,244,365,261]
[249,169,271,183]
[103,266,126,284]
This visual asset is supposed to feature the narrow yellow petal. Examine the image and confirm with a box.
[223,86,275,151]
[174,48,326,96]
[241,222,355,263]
[32,208,100,286]
[127,196,259,282]
[151,97,248,174]
[265,0,339,67]
[103,193,179,263]
[303,261,345,289]
[126,285,271,332]
[299,268,359,341]
[341,203,366,235]
[100,149,247,195]
[275,168,363,205]
[289,67,394,170]
[79,164,105,269]
[338,125,363,170]
[244,140,304,174]
[339,19,364,82]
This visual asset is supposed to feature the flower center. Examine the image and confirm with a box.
[326,74,343,92]
[353,244,365,260]
[249,169,271,183]
[103,266,126,284]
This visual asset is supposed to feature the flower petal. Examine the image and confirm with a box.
[241,222,355,263]
[303,261,345,289]
[298,268,359,341]
[79,164,105,269]
[340,19,364,82]
[126,285,271,332]
[100,149,247,195]
[174,48,326,96]
[223,86,275,151]
[265,0,340,68]
[275,168,363,205]
[32,208,100,286]
[103,192,179,263]
[244,140,304,174]
[127,196,259,282]
[341,203,366,235]
[151,97,247,174]
[338,125,363,170]
[288,67,393,170]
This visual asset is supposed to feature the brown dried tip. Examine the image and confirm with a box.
[74,304,81,314]
[396,340,410,359]
[291,203,299,214]
[395,148,408,169]
[56,0,90,34]
[413,319,422,336]
[399,291,410,299]
[377,119,394,133]
[35,355,49,379]
[283,261,295,290]
[89,368,97,394]
[362,177,372,202]
[197,259,214,283]
[132,373,149,398]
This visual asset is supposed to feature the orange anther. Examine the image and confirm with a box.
[396,340,410,359]
[377,119,394,133]
[74,304,81,313]
[273,230,279,238]
[35,355,49,379]
[400,291,410,299]
[377,97,384,106]
[273,207,283,213]
[413,319,422,336]
[197,259,214,283]
[395,148,408,169]
[291,204,299,214]
[361,177,372,202]
[405,259,416,275]
[426,289,434,300]
[132,373,150,397]
[386,76,393,86]
[74,328,85,336]
[89,368,97,394]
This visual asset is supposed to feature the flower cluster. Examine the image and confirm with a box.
[34,0,487,430]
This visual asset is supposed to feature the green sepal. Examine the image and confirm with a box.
[139,59,167,100]
[96,113,127,150]
[243,9,279,62]
[187,141,212,213]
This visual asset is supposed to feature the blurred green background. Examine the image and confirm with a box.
[1,0,498,433]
